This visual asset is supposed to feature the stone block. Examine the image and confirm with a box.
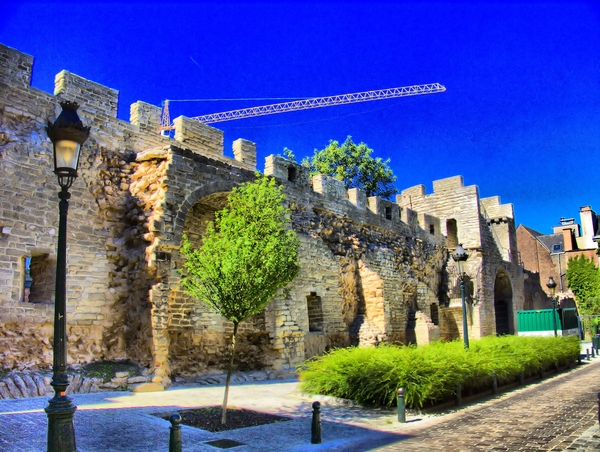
[131,382,165,392]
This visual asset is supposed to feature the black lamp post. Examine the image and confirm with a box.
[452,243,470,349]
[546,276,558,337]
[44,101,90,452]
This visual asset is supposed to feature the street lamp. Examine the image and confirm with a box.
[44,101,90,452]
[546,276,558,337]
[452,243,470,349]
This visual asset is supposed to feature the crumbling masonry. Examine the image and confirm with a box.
[0,44,524,388]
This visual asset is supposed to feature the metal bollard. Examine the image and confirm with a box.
[491,371,498,395]
[598,393,600,427]
[311,401,322,444]
[169,413,182,452]
[587,349,591,361]
[455,384,462,407]
[519,371,525,386]
[592,348,596,358]
[397,388,406,423]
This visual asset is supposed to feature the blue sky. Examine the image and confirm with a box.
[2,1,599,234]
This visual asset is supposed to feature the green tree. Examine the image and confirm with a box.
[566,255,600,314]
[180,174,300,424]
[281,147,297,163]
[302,136,398,199]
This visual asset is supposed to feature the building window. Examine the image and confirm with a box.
[287,166,297,183]
[446,219,458,248]
[429,224,435,235]
[24,255,55,304]
[307,292,324,332]
[430,303,439,326]
[385,206,392,220]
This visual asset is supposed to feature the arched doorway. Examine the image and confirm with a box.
[168,191,233,375]
[494,271,513,335]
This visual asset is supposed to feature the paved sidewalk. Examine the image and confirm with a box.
[0,358,599,451]
[375,359,600,451]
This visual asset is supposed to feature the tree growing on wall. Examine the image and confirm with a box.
[302,136,398,199]
[566,255,600,314]
[180,174,300,424]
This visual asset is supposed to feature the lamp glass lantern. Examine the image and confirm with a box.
[452,243,469,272]
[546,276,557,297]
[45,101,90,188]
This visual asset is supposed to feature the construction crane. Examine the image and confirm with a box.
[160,82,446,132]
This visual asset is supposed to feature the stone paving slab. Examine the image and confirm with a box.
[0,379,406,451]
[1,354,599,451]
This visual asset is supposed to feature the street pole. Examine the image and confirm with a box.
[460,273,469,349]
[552,297,558,337]
[45,101,89,452]
[45,186,77,451]
[452,244,470,350]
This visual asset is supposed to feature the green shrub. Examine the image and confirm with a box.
[298,335,580,409]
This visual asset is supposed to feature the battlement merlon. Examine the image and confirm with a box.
[0,44,33,88]
[433,175,464,193]
[233,138,257,170]
[55,70,119,119]
[481,196,514,221]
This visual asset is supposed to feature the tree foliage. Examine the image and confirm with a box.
[566,255,600,314]
[180,174,300,423]
[302,136,398,199]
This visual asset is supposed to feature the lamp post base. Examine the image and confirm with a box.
[45,391,77,452]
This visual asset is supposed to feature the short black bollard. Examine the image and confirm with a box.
[519,371,525,386]
[311,401,322,444]
[397,388,406,423]
[169,413,182,452]
[592,348,596,358]
[455,384,462,407]
[491,371,498,395]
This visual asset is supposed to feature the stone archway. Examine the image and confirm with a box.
[494,271,513,335]
[167,191,232,376]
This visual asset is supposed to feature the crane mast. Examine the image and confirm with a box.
[161,82,445,131]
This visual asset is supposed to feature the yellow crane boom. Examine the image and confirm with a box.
[161,82,445,131]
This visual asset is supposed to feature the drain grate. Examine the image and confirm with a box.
[205,439,246,449]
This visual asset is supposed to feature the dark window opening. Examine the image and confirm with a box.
[430,303,439,326]
[307,293,324,332]
[287,166,297,183]
[24,255,55,304]
[429,224,435,235]
[446,219,458,248]
[385,206,392,220]
[156,252,171,261]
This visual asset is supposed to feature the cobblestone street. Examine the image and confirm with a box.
[376,360,600,451]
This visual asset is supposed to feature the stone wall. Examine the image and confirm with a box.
[398,176,524,339]
[0,43,525,387]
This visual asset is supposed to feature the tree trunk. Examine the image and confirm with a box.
[221,321,239,425]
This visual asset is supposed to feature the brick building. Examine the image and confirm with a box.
[517,206,600,310]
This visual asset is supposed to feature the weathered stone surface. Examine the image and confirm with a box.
[0,382,11,399]
[131,382,164,392]
[126,376,147,384]
[0,43,524,389]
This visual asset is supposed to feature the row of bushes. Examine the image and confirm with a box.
[298,335,581,409]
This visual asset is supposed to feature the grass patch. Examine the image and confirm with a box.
[298,335,580,409]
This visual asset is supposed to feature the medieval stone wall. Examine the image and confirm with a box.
[0,43,525,387]
[398,175,524,340]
